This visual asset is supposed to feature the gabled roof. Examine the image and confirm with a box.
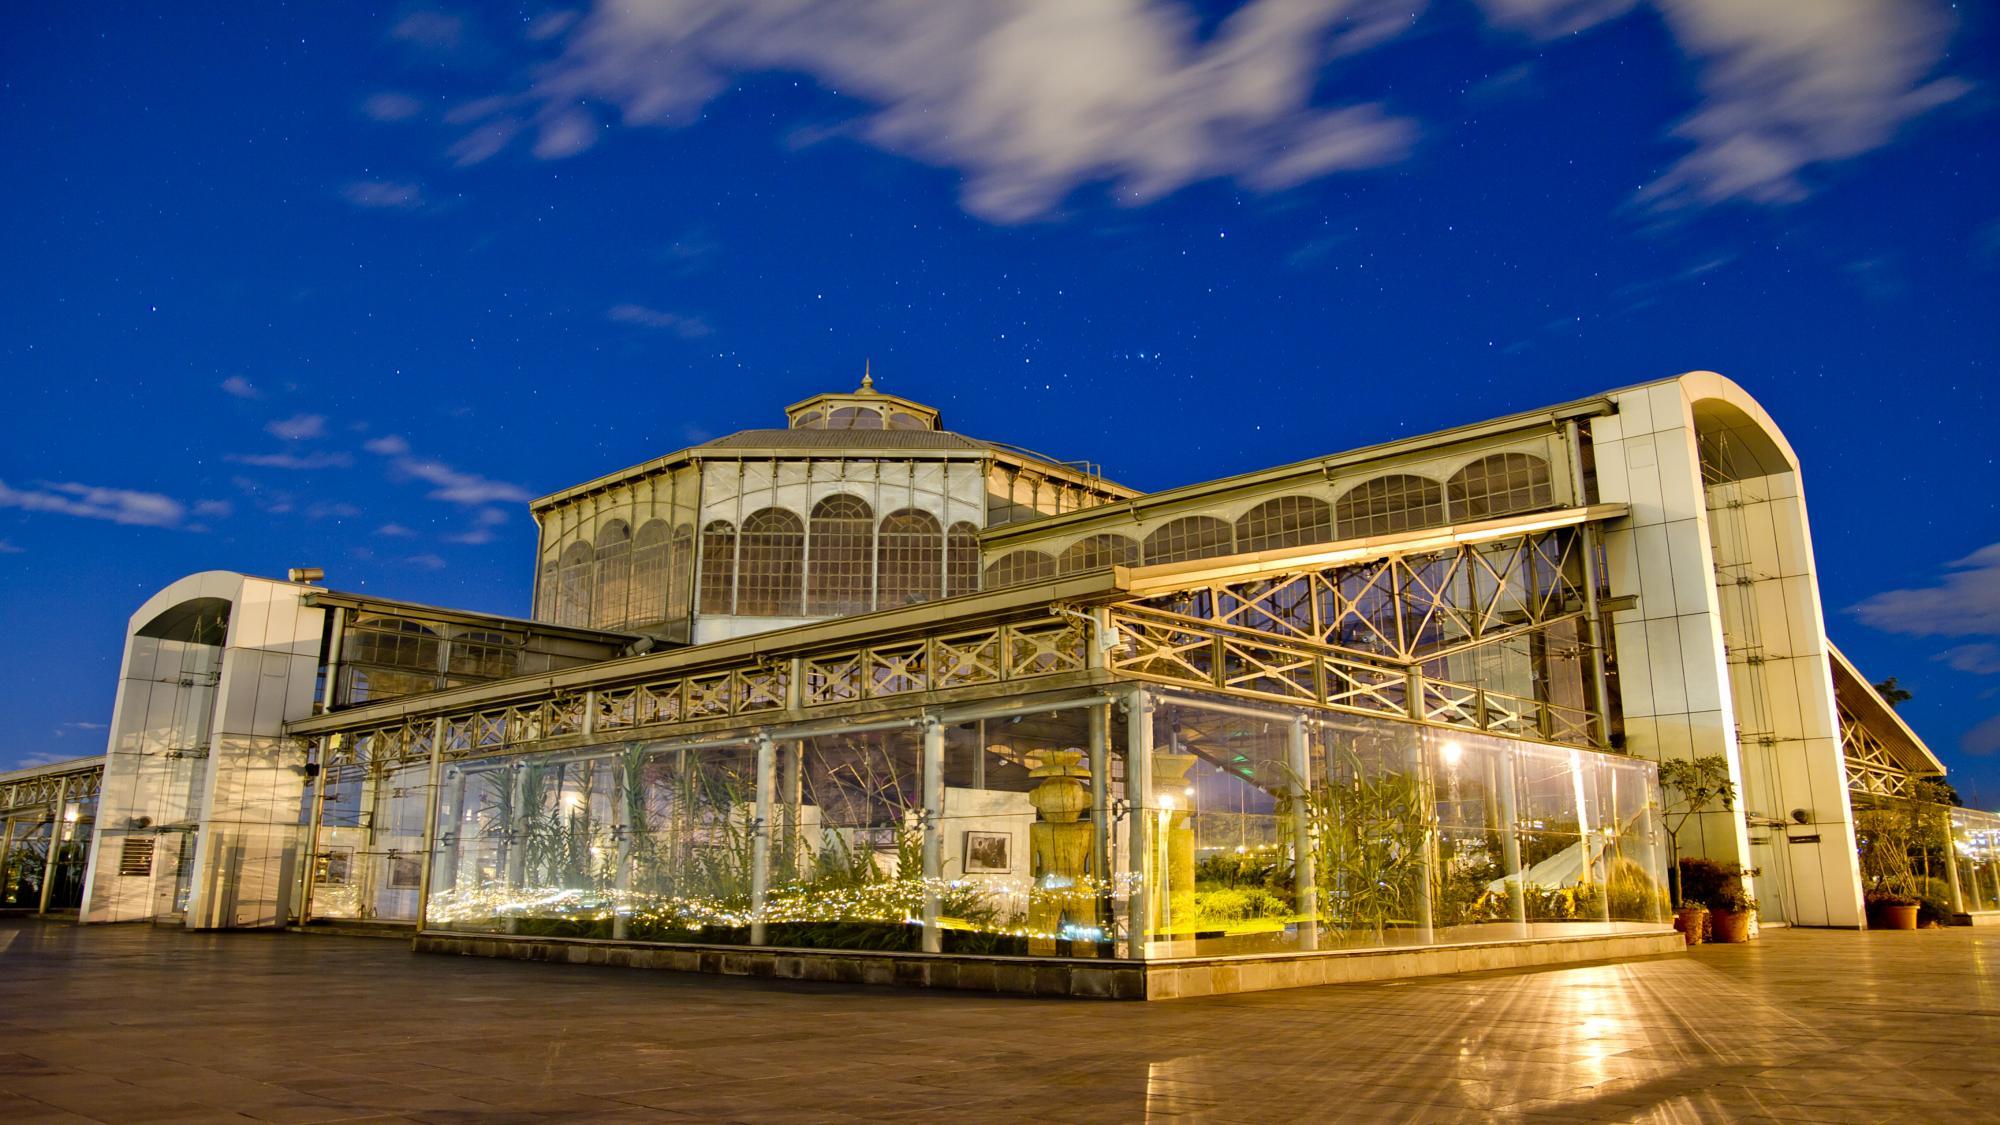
[1828,642,1946,777]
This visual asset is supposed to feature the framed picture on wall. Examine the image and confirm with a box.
[388,852,422,889]
[963,830,1012,874]
[315,847,352,885]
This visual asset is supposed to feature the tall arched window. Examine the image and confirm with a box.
[739,508,805,616]
[984,550,1058,588]
[1058,533,1140,574]
[878,509,943,608]
[536,555,559,620]
[1446,453,1552,521]
[946,522,981,597]
[698,521,736,615]
[1143,516,1233,564]
[592,520,632,629]
[665,523,695,621]
[1334,475,1444,539]
[1235,495,1332,552]
[629,521,669,625]
[558,540,595,628]
[808,495,873,615]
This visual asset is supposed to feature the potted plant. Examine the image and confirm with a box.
[1865,887,1919,931]
[1674,901,1709,946]
[1656,756,1737,910]
[1708,887,1757,943]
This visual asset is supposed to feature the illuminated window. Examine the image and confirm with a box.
[1058,533,1139,574]
[558,540,594,627]
[1334,475,1444,539]
[984,549,1057,588]
[1446,454,1552,521]
[698,521,736,614]
[592,520,632,629]
[739,508,805,616]
[629,520,669,625]
[808,495,874,615]
[946,521,981,597]
[666,523,694,621]
[878,508,943,607]
[1143,516,1233,563]
[447,628,518,679]
[1235,495,1332,552]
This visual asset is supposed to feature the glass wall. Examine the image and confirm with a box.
[415,688,1666,959]
[1952,807,2000,914]
[1132,694,1667,959]
[309,729,432,923]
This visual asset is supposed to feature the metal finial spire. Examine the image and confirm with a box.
[860,359,875,392]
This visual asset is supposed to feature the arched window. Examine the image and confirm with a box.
[1446,454,1552,521]
[1143,516,1233,564]
[824,406,883,430]
[1235,495,1332,552]
[738,508,805,616]
[808,495,873,615]
[984,550,1058,588]
[665,523,695,621]
[886,411,928,430]
[592,520,632,629]
[1334,475,1445,539]
[1058,533,1140,574]
[878,509,943,608]
[629,521,669,625]
[557,540,595,627]
[946,522,981,597]
[697,521,736,615]
[536,556,558,620]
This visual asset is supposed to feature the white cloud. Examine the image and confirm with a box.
[227,451,355,470]
[0,480,189,528]
[1476,0,1964,208]
[608,303,713,338]
[220,375,261,399]
[1938,644,2000,677]
[192,500,234,519]
[0,539,23,554]
[52,721,108,739]
[446,507,512,545]
[406,552,449,570]
[266,413,328,441]
[1964,715,2000,758]
[460,0,1419,221]
[377,523,419,538]
[392,9,465,51]
[1852,544,2000,639]
[363,92,425,122]
[343,180,426,209]
[364,436,531,506]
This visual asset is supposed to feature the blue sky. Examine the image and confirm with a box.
[2,2,1996,799]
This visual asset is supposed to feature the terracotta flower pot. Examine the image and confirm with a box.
[1709,908,1752,943]
[1674,905,1707,946]
[1873,903,1919,931]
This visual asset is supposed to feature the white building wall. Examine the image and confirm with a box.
[80,572,325,928]
[1591,373,1861,928]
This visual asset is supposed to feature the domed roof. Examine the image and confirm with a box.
[782,367,942,432]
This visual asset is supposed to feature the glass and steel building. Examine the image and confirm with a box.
[36,369,1983,997]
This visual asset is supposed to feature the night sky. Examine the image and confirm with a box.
[2,3,1996,800]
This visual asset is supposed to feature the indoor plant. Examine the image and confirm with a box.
[1673,900,1709,946]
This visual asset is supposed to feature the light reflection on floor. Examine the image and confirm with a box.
[1,921,1995,1123]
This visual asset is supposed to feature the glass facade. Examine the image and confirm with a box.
[1951,807,2000,914]
[385,688,1666,960]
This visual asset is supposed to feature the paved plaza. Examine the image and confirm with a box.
[1,920,1996,1123]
